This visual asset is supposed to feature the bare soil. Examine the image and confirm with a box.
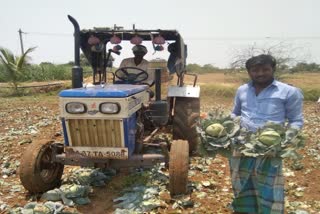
[0,79,319,213]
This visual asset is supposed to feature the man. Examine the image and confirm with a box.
[230,54,303,214]
[119,44,154,85]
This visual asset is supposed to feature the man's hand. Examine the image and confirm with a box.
[282,128,299,146]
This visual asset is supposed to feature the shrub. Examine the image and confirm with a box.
[301,88,320,101]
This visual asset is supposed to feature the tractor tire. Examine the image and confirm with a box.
[169,140,189,196]
[173,97,200,152]
[19,140,64,193]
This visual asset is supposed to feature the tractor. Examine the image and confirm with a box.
[19,15,200,196]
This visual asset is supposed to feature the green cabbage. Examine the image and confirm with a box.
[258,130,282,146]
[205,123,227,138]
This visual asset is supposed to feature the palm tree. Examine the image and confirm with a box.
[0,47,35,93]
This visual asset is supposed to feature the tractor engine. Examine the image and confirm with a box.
[59,84,149,159]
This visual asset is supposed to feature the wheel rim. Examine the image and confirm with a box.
[38,146,61,183]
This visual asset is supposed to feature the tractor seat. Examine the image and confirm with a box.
[113,81,154,99]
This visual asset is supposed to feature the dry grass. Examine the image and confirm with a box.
[280,73,320,87]
[198,72,246,85]
[197,72,320,101]
[2,72,317,101]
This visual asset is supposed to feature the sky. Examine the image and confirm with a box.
[1,0,320,68]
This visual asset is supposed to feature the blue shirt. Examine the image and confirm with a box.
[231,80,304,132]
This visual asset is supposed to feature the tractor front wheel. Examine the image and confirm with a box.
[169,140,189,196]
[19,140,64,193]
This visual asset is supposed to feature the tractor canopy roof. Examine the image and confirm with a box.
[80,27,184,42]
[79,27,187,74]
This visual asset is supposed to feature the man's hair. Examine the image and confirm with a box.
[245,54,277,71]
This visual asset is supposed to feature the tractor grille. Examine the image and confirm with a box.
[66,119,123,147]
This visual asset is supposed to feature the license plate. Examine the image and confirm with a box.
[65,147,128,159]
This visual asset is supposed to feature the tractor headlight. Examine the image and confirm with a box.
[66,102,87,114]
[100,102,120,114]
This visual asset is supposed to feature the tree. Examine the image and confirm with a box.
[80,53,90,66]
[0,47,35,93]
[291,62,320,72]
[67,53,91,66]
[229,41,308,73]
[202,64,220,72]
[187,63,220,74]
[187,63,202,73]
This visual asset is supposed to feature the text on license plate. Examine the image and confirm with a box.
[65,147,128,159]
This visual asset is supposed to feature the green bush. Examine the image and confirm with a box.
[1,62,93,83]
[187,63,221,74]
[14,64,92,82]
[21,64,72,81]
[301,88,320,101]
[0,64,6,82]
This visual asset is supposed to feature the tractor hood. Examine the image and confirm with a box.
[59,84,148,98]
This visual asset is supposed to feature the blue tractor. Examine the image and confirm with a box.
[19,15,200,196]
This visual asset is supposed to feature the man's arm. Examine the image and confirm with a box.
[143,61,155,86]
[285,88,304,129]
[231,89,241,118]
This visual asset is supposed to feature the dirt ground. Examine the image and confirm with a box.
[0,92,320,213]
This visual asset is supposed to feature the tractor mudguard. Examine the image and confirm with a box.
[167,85,200,98]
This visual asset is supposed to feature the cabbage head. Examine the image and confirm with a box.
[258,130,282,146]
[205,123,227,137]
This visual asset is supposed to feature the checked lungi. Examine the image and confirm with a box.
[229,156,284,214]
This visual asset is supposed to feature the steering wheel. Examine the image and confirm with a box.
[114,67,149,85]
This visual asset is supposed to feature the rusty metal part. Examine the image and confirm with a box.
[159,142,169,163]
[169,140,189,196]
[143,128,159,143]
[142,142,164,147]
[55,153,165,169]
[19,140,64,193]
[65,147,128,160]
[184,73,198,87]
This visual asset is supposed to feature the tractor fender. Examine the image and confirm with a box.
[167,85,200,98]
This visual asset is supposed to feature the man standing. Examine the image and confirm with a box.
[230,54,303,214]
[119,45,154,85]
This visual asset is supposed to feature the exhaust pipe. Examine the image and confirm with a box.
[68,15,83,88]
[155,68,161,101]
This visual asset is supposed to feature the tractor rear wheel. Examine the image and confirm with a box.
[173,97,200,152]
[169,140,189,196]
[19,140,64,193]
